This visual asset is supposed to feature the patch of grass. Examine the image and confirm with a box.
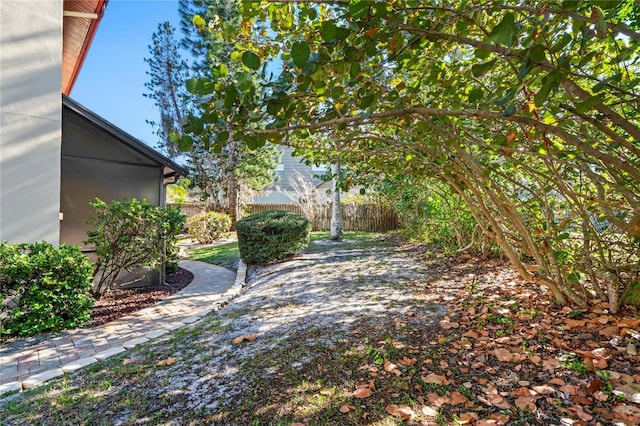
[188,241,239,270]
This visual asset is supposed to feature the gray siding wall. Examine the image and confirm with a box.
[60,110,162,250]
[0,1,63,244]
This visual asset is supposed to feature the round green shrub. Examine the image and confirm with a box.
[236,210,311,265]
[186,211,232,244]
[0,242,94,338]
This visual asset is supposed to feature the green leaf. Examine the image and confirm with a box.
[178,135,193,151]
[350,62,361,80]
[575,96,599,113]
[517,61,532,79]
[527,44,547,63]
[196,79,213,96]
[359,94,375,109]
[558,232,570,240]
[489,13,517,46]
[577,51,597,68]
[471,59,497,78]
[468,88,483,103]
[211,64,229,79]
[534,79,554,107]
[241,51,260,70]
[192,14,206,29]
[474,49,491,60]
[567,270,580,284]
[186,77,198,94]
[224,85,237,109]
[321,21,338,42]
[217,130,230,143]
[550,33,572,53]
[349,1,371,20]
[291,41,311,67]
[169,131,181,146]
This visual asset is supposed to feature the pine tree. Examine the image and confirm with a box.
[143,21,190,159]
[145,1,280,228]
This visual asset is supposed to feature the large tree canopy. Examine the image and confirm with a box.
[180,0,640,312]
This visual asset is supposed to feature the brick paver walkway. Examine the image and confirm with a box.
[0,260,244,394]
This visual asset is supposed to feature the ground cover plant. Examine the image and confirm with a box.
[2,232,639,425]
[0,242,94,339]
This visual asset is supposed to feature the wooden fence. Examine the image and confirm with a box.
[169,202,399,232]
[168,203,206,218]
[245,203,399,232]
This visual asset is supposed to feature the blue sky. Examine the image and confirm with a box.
[72,0,182,156]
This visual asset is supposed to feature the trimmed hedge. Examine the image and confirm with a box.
[186,211,232,244]
[236,210,311,265]
[0,242,94,338]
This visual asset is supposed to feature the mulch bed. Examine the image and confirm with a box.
[89,267,194,327]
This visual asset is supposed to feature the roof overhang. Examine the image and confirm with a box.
[62,0,108,95]
[63,95,189,179]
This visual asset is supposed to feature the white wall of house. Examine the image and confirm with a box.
[0,1,63,244]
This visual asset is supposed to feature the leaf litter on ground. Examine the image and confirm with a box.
[1,233,639,425]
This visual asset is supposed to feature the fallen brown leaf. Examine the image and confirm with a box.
[449,391,469,405]
[427,392,451,406]
[531,384,556,395]
[479,393,511,409]
[385,404,414,420]
[339,404,353,413]
[232,334,257,344]
[353,387,373,399]
[494,348,515,362]
[422,373,449,385]
[156,357,177,367]
[514,395,538,410]
[458,412,480,424]
[384,361,402,376]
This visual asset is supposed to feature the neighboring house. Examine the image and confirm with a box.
[253,145,366,205]
[253,146,332,204]
[0,1,187,251]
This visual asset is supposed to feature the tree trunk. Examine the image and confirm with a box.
[227,138,239,231]
[330,162,343,241]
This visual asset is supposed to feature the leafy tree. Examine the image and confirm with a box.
[179,1,640,312]
[145,1,280,228]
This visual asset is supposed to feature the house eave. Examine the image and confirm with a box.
[62,94,189,178]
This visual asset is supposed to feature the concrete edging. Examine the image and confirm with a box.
[0,260,247,398]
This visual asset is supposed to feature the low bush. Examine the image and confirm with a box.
[86,198,186,296]
[186,211,232,244]
[0,242,94,338]
[236,210,311,265]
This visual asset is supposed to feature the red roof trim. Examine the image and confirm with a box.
[63,0,108,95]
